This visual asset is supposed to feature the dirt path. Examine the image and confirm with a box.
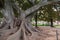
[37,27,60,40]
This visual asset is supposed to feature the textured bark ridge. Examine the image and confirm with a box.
[0,0,60,40]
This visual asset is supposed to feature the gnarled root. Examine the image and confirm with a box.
[6,20,42,40]
[0,19,46,40]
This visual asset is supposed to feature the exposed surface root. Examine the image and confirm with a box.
[0,20,49,40]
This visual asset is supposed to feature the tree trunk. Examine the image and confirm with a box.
[50,18,54,27]
[34,13,38,28]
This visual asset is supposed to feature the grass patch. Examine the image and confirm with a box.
[32,24,49,26]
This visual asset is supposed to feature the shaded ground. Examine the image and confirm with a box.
[37,27,60,40]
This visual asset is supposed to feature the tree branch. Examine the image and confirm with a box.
[11,1,26,19]
[24,0,60,17]
[12,1,24,14]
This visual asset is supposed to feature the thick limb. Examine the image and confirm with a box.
[25,0,60,17]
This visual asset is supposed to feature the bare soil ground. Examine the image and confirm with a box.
[0,26,60,40]
[37,27,60,40]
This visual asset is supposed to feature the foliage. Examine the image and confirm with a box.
[37,4,60,22]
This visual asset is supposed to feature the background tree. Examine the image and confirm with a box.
[37,4,60,27]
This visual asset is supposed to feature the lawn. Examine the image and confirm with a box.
[32,23,60,28]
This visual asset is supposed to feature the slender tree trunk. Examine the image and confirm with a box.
[50,18,54,27]
[35,13,38,28]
